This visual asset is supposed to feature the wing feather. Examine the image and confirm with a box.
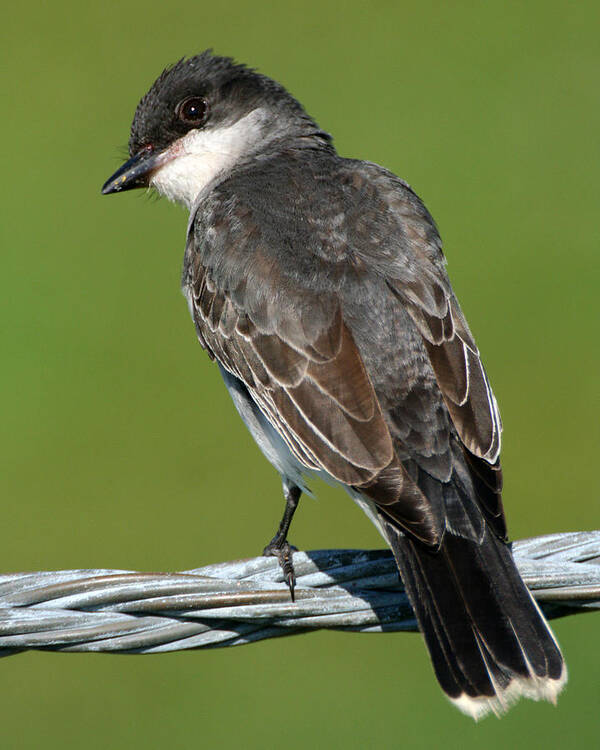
[393,283,502,464]
[186,246,441,545]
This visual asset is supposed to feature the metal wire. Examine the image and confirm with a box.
[0,531,598,655]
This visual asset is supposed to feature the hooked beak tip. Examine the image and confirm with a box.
[101,146,159,196]
[101,176,127,195]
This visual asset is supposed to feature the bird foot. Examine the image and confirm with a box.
[262,537,298,601]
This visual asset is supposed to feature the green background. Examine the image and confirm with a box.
[2,0,599,747]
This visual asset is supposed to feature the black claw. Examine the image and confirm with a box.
[263,538,297,601]
[288,575,296,603]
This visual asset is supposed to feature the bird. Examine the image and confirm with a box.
[101,51,566,719]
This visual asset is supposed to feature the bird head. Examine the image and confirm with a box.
[101,51,329,208]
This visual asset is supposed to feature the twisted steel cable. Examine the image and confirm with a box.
[0,531,598,656]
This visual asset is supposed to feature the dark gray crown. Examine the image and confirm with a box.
[128,51,329,156]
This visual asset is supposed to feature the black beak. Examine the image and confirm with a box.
[101,146,162,195]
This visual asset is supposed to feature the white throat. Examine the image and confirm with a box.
[150,108,268,209]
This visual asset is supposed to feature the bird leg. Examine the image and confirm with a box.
[262,484,302,601]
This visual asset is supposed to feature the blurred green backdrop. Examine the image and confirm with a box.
[2,0,599,747]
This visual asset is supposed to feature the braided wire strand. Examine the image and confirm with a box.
[0,531,598,655]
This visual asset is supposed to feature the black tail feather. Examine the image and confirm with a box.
[381,517,566,718]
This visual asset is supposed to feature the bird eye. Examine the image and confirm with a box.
[176,96,209,126]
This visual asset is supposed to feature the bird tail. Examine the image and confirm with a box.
[380,517,567,720]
